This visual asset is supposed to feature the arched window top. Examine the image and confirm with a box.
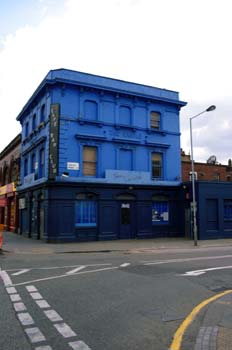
[150,111,160,130]
[116,193,136,200]
[76,192,97,200]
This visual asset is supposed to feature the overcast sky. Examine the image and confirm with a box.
[0,0,231,164]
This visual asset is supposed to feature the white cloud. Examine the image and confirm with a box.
[0,0,232,163]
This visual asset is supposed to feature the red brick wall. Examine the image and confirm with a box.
[182,161,230,182]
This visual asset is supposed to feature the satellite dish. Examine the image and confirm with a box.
[207,155,217,164]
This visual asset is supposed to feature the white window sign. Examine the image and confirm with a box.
[67,162,79,170]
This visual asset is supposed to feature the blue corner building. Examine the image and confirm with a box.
[16,69,186,242]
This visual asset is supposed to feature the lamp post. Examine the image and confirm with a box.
[190,105,216,246]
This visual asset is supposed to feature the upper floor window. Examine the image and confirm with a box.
[31,153,36,173]
[152,153,162,179]
[25,122,29,138]
[84,100,97,120]
[40,104,45,123]
[83,146,97,176]
[119,106,131,125]
[39,148,45,178]
[213,173,220,181]
[150,112,160,130]
[32,114,36,130]
[24,158,28,177]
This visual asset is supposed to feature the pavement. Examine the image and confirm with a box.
[2,231,232,349]
[2,230,232,255]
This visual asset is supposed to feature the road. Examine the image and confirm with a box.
[1,245,232,350]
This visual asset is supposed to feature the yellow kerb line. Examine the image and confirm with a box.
[170,289,232,350]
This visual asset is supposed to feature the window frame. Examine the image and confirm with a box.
[75,193,97,227]
[152,198,169,225]
[150,111,161,130]
[82,146,97,177]
[151,152,163,179]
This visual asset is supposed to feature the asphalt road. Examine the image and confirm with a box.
[1,247,232,350]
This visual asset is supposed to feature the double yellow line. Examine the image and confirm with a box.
[170,290,232,350]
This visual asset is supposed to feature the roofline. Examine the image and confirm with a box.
[16,68,187,121]
[0,133,21,159]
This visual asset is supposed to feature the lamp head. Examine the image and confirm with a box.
[206,105,216,112]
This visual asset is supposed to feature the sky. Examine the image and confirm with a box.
[0,0,231,164]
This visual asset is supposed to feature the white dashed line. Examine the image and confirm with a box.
[35,346,53,350]
[26,285,38,292]
[10,294,21,302]
[17,312,34,326]
[66,266,86,275]
[13,302,27,312]
[36,300,51,309]
[0,270,13,286]
[25,327,46,343]
[6,287,17,294]
[120,263,131,267]
[69,340,92,349]
[54,322,77,338]
[30,292,43,300]
[44,310,63,322]
[12,269,30,276]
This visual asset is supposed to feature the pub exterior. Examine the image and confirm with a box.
[16,69,186,242]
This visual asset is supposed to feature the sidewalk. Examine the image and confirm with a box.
[2,230,232,255]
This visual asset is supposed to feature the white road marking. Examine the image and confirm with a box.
[14,302,27,312]
[10,294,21,302]
[66,266,86,275]
[12,269,30,276]
[25,327,46,343]
[54,322,77,338]
[0,270,13,286]
[30,292,43,300]
[44,310,63,322]
[69,340,92,349]
[36,300,51,309]
[120,263,131,267]
[142,255,232,265]
[17,312,34,326]
[5,263,111,272]
[35,346,53,350]
[6,286,17,294]
[180,265,232,277]
[26,285,38,292]
[11,266,119,287]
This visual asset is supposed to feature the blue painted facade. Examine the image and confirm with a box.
[184,181,232,240]
[16,69,186,242]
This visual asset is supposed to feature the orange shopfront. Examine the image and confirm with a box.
[0,183,18,232]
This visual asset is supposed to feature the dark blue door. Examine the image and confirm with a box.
[119,202,136,239]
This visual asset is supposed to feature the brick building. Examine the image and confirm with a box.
[0,134,21,232]
[181,150,232,182]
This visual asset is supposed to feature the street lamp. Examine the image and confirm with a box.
[190,105,216,246]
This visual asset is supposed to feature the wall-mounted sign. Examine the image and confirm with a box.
[49,104,60,179]
[121,203,130,208]
[0,182,16,196]
[19,198,26,209]
[67,162,79,170]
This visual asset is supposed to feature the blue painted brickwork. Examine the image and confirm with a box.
[17,69,186,190]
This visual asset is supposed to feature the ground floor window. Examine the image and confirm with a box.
[224,200,232,221]
[152,201,169,223]
[75,193,97,227]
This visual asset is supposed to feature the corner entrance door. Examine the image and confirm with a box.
[119,202,135,239]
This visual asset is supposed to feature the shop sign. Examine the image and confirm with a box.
[67,162,79,170]
[0,182,16,196]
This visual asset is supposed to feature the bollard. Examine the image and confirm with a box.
[0,224,4,252]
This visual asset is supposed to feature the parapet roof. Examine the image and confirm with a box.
[17,68,187,121]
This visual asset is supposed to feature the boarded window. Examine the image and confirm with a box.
[83,146,97,176]
[119,106,131,125]
[84,100,97,120]
[119,149,132,170]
